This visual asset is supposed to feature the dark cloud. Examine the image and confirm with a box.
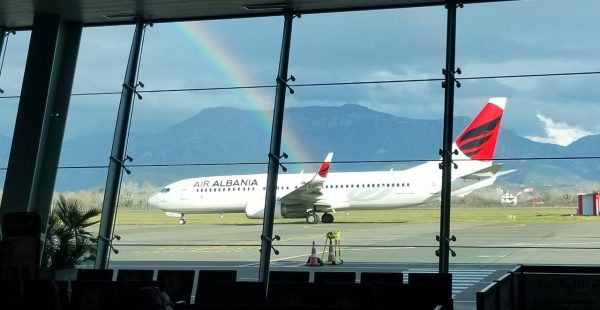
[2,1,600,144]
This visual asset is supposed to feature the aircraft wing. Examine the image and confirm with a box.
[279,153,333,210]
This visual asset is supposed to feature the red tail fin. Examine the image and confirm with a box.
[455,98,506,161]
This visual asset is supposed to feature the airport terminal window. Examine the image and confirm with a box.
[100,17,284,278]
[25,2,595,295]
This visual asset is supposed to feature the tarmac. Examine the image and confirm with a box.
[107,221,600,309]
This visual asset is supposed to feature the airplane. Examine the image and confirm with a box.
[148,97,509,225]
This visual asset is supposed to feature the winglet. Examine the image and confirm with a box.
[318,153,334,178]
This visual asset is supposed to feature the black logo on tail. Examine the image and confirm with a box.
[457,116,502,158]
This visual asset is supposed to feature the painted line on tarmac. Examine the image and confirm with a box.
[475,224,526,228]
[491,241,600,247]
[238,251,325,267]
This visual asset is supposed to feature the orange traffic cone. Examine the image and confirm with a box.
[306,241,322,266]
[327,241,336,263]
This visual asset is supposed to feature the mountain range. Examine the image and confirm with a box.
[1,104,599,191]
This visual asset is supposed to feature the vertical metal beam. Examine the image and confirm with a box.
[95,19,145,269]
[0,16,81,238]
[259,9,295,284]
[0,28,6,76]
[1,16,61,218]
[439,0,458,274]
[32,21,82,240]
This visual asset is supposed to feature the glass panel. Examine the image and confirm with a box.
[0,98,18,191]
[57,94,121,187]
[455,0,600,266]
[457,0,600,76]
[289,8,446,84]
[452,72,600,267]
[137,19,280,89]
[110,19,282,280]
[72,26,134,94]
[275,6,446,267]
[0,30,31,194]
[52,25,132,271]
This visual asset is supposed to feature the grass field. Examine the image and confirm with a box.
[111,206,598,225]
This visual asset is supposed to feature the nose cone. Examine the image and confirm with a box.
[148,193,164,210]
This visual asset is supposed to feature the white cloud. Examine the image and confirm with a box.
[526,114,592,146]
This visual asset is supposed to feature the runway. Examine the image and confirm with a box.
[107,221,600,309]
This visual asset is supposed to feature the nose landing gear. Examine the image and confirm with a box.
[178,214,187,225]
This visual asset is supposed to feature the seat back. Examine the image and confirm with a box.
[314,271,356,284]
[55,280,70,310]
[361,272,404,284]
[0,280,22,308]
[77,269,114,281]
[23,279,61,310]
[156,269,196,304]
[197,270,237,285]
[114,281,168,309]
[194,269,236,303]
[70,280,115,310]
[408,272,453,309]
[1,212,41,280]
[267,282,312,307]
[196,281,266,305]
[116,269,154,281]
[269,270,309,283]
[0,241,11,280]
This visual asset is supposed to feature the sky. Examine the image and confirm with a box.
[0,0,599,154]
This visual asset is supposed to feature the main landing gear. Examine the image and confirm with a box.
[178,214,187,225]
[306,212,335,224]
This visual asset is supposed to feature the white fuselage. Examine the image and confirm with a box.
[147,160,488,218]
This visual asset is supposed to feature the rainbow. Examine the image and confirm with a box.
[176,21,313,170]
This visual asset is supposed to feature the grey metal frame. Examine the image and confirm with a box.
[258,9,296,284]
[0,15,82,248]
[438,0,459,274]
[95,19,146,269]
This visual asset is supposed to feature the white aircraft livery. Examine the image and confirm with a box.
[148,98,508,224]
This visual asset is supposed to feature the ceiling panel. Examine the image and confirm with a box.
[0,0,515,29]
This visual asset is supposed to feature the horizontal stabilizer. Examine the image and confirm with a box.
[496,169,516,177]
[460,164,504,180]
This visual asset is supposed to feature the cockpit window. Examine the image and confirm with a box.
[160,188,170,193]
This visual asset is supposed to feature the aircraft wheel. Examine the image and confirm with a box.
[178,218,187,225]
[322,213,334,223]
[306,213,320,224]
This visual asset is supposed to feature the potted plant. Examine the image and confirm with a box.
[42,194,100,279]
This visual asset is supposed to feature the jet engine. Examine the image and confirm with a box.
[245,201,283,219]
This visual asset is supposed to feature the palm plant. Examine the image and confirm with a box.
[43,195,101,271]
